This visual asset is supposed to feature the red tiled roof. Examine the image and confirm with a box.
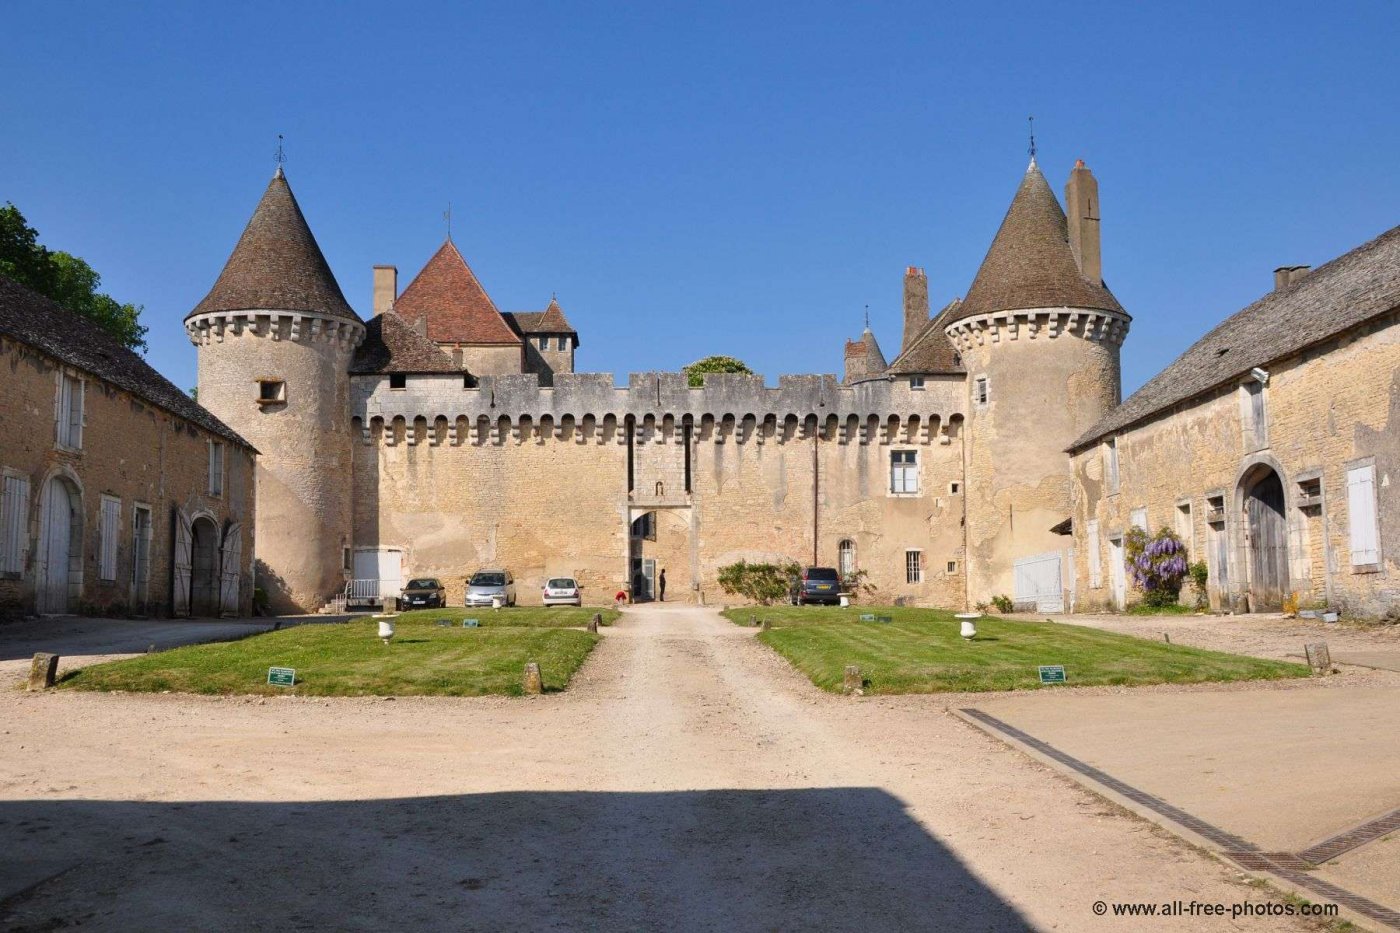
[393,240,521,346]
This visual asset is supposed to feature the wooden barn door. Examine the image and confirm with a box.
[1245,470,1289,611]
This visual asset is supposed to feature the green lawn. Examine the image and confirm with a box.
[59,616,599,697]
[393,606,619,627]
[721,606,1308,693]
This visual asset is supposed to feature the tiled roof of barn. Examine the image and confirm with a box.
[1071,222,1400,451]
[1,275,252,448]
[504,298,577,337]
[947,161,1125,324]
[351,311,462,375]
[393,239,522,345]
[189,168,357,322]
[887,299,966,375]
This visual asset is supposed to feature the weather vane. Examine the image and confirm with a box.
[864,304,870,330]
[444,201,452,240]
[1028,115,1036,161]
[274,134,286,166]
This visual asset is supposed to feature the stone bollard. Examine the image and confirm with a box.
[29,653,59,691]
[843,665,863,696]
[761,619,771,631]
[1163,632,1171,644]
[1304,642,1332,675]
[523,662,543,695]
[587,618,599,634]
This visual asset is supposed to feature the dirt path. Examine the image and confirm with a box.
[0,605,1333,931]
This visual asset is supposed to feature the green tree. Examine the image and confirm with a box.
[716,560,801,605]
[682,354,753,387]
[0,203,147,351]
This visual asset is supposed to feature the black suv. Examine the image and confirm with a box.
[789,567,842,606]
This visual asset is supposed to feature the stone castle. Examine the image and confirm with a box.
[185,155,1397,620]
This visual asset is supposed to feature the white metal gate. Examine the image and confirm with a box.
[1013,552,1063,613]
[351,548,403,606]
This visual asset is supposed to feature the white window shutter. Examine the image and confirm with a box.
[1347,466,1380,566]
[2,475,30,575]
[1087,520,1102,588]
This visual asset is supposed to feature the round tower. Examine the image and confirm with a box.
[946,159,1129,608]
[186,168,364,614]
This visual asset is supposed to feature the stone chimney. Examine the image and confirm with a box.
[373,265,398,316]
[1064,160,1102,285]
[1273,265,1311,292]
[902,266,930,352]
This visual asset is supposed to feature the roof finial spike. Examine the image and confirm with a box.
[1027,115,1037,166]
[443,201,452,241]
[274,134,286,177]
[863,304,871,331]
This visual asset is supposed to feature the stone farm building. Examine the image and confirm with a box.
[164,154,1394,619]
[0,277,256,618]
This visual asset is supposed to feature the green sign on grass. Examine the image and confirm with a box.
[859,613,875,621]
[463,619,480,628]
[1037,665,1066,684]
[435,619,453,627]
[267,666,296,687]
[875,615,893,624]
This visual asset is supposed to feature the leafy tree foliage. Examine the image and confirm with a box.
[683,354,753,388]
[716,560,801,605]
[0,203,147,351]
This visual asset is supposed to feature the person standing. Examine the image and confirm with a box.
[658,569,667,602]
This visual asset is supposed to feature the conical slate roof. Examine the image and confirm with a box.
[393,240,522,345]
[189,169,357,322]
[947,161,1124,324]
[351,311,462,375]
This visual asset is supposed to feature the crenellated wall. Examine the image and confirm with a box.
[350,371,968,606]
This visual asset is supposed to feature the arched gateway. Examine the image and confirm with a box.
[1240,464,1290,611]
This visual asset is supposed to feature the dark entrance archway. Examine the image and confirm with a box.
[1241,465,1289,611]
[190,516,221,617]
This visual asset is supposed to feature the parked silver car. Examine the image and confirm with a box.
[465,570,516,607]
[542,577,582,607]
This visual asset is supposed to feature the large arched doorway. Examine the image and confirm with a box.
[37,476,80,614]
[1241,465,1290,611]
[190,516,221,616]
[628,509,692,602]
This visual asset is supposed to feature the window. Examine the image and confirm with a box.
[389,373,407,389]
[905,550,923,584]
[99,495,120,581]
[1104,437,1119,492]
[949,482,960,494]
[1,473,30,576]
[890,450,919,494]
[538,336,549,350]
[1297,475,1323,510]
[631,512,656,541]
[1086,519,1102,588]
[56,373,83,449]
[909,376,925,390]
[557,336,568,351]
[343,547,352,572]
[1174,501,1193,552]
[1130,507,1148,532]
[838,539,855,578]
[207,441,225,497]
[946,560,957,574]
[257,379,286,405]
[1346,464,1381,568]
[973,375,989,406]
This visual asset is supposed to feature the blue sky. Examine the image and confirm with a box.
[3,1,1397,397]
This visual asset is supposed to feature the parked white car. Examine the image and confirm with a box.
[542,577,582,607]
[466,570,516,607]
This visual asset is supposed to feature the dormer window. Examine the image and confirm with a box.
[909,376,925,390]
[538,336,549,350]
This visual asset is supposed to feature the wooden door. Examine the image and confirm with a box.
[39,479,72,614]
[1245,470,1289,611]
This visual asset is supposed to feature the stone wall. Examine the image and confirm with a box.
[351,371,968,606]
[0,335,255,616]
[1070,310,1399,618]
[461,345,525,377]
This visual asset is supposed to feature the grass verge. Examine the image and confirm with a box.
[392,606,619,627]
[721,606,1309,693]
[59,617,598,697]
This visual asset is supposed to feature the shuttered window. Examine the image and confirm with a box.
[57,374,83,449]
[99,495,120,581]
[1130,507,1148,532]
[1087,519,1102,588]
[208,441,225,497]
[1,474,30,575]
[1347,465,1381,567]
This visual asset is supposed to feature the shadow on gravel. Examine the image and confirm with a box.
[0,789,1030,931]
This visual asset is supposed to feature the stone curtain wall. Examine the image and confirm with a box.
[1071,310,1399,617]
[352,372,968,605]
[0,335,255,616]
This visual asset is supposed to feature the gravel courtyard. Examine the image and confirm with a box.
[1,605,1387,931]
